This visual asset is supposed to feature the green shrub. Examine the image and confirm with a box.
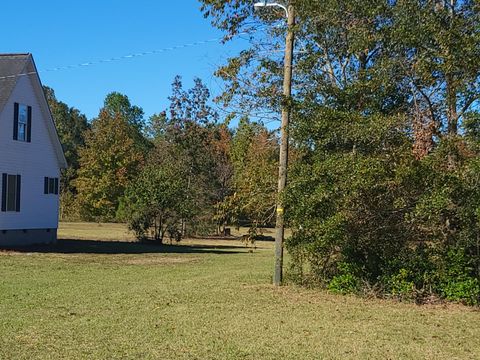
[440,278,480,305]
[437,248,480,305]
[285,108,480,305]
[385,269,416,300]
[327,263,360,295]
[118,164,190,243]
[328,274,359,295]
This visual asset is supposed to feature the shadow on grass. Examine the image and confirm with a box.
[5,238,246,255]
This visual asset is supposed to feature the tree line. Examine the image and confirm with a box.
[45,76,278,244]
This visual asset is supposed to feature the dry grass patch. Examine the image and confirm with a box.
[123,256,199,265]
[58,222,134,241]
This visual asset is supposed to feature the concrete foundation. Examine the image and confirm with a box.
[0,228,57,247]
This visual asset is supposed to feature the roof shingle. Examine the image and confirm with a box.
[0,54,31,112]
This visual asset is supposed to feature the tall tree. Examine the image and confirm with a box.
[149,76,222,234]
[210,124,235,233]
[220,119,278,234]
[75,97,145,221]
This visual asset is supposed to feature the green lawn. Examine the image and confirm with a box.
[0,223,479,359]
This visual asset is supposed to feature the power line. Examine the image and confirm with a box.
[0,38,223,81]
[0,35,246,81]
[43,37,224,72]
[0,24,281,81]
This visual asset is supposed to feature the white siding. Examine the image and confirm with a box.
[0,75,60,230]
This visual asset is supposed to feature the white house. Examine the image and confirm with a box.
[0,54,67,246]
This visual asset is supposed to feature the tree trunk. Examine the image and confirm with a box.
[446,76,458,136]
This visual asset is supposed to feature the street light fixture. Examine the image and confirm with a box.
[254,0,295,286]
[254,1,289,17]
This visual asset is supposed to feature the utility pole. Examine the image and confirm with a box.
[274,3,295,286]
[253,1,295,286]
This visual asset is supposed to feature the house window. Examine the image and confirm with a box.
[18,104,27,141]
[44,177,59,195]
[1,174,21,212]
[13,103,31,142]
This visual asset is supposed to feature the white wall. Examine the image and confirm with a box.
[0,75,60,230]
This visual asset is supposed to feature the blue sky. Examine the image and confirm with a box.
[1,0,251,121]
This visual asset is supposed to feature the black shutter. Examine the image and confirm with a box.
[54,178,59,195]
[15,175,21,212]
[1,173,6,212]
[13,103,19,140]
[44,177,49,194]
[27,106,32,143]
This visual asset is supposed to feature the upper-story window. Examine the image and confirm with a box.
[18,104,27,141]
[13,103,31,142]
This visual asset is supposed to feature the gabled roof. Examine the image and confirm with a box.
[0,54,67,169]
[0,54,30,112]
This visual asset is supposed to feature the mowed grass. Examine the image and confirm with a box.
[0,223,479,359]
